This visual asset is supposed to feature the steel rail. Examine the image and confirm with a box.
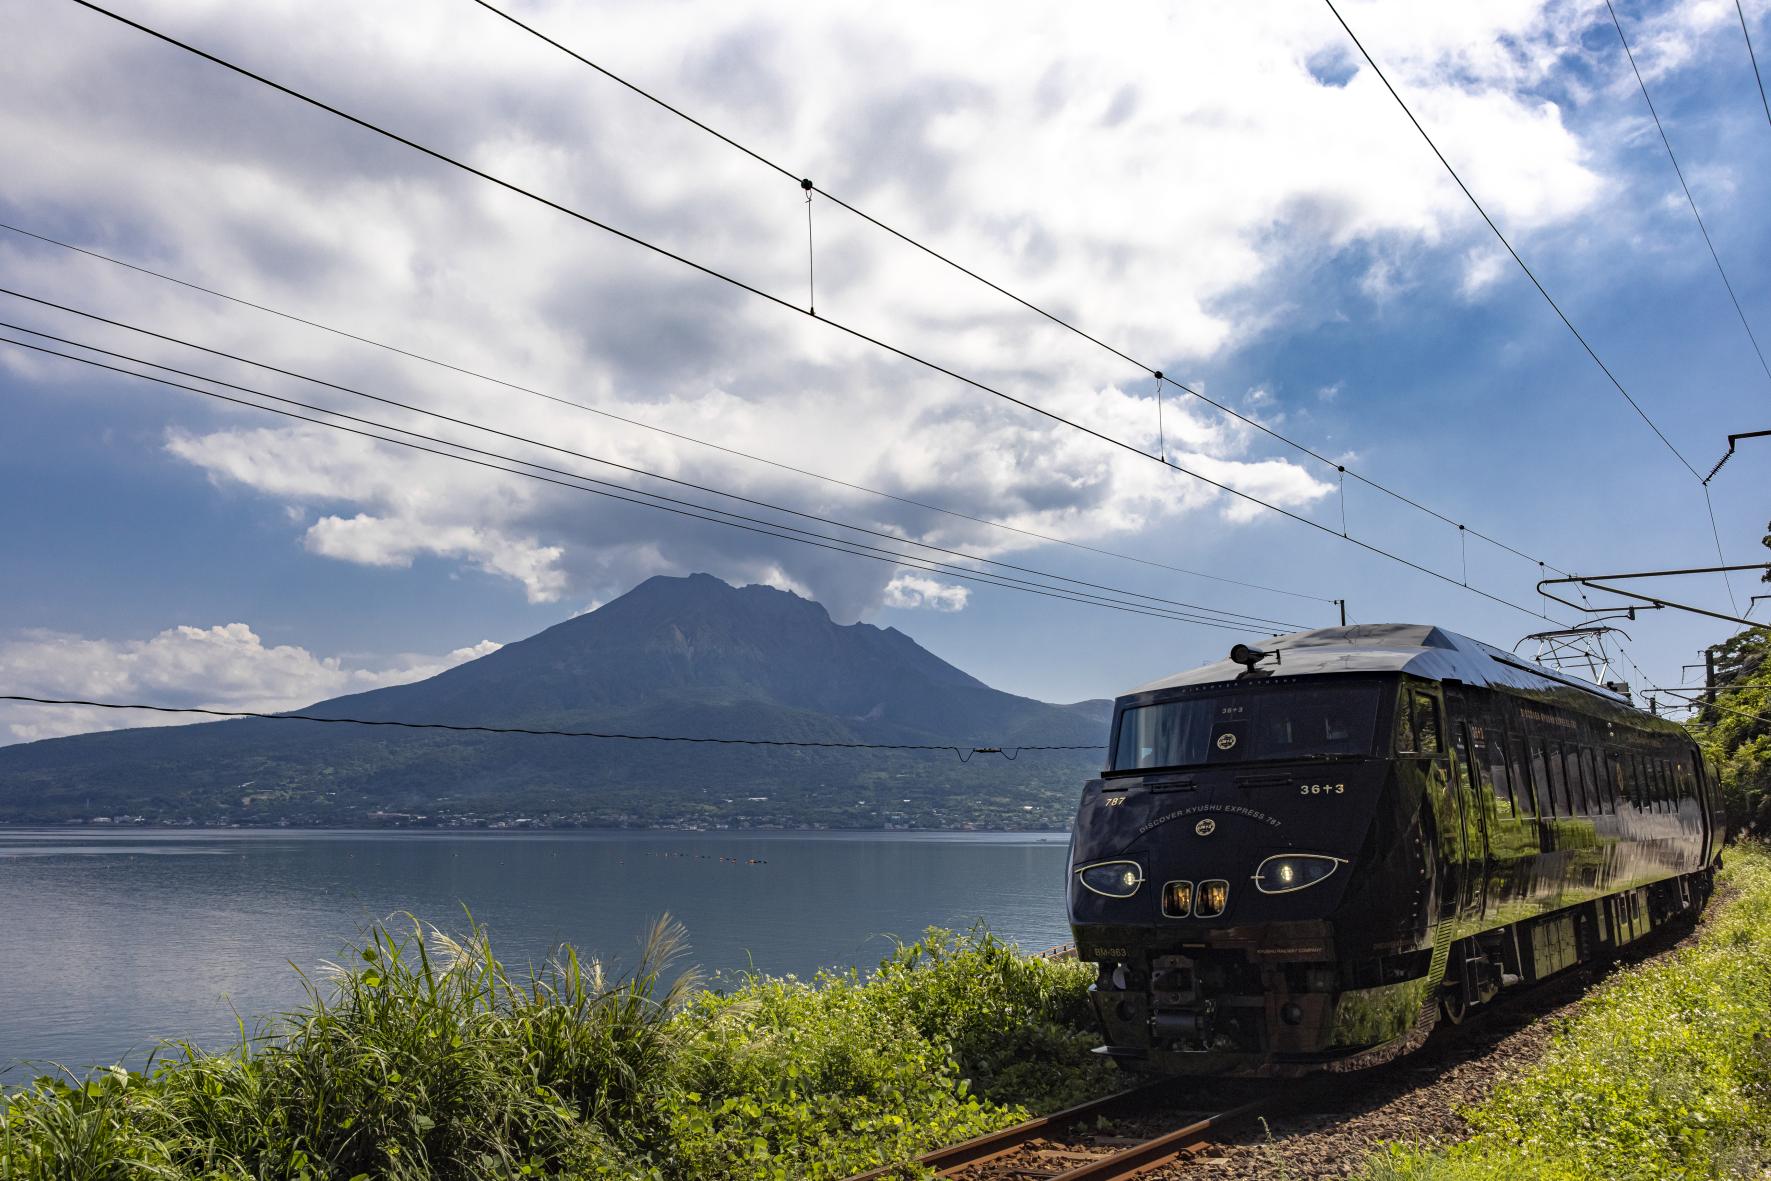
[843,1087,1269,1181]
[1044,1098,1268,1179]
[842,1083,1164,1180]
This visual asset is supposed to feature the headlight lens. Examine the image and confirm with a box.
[1253,854,1344,894]
[1076,860,1143,898]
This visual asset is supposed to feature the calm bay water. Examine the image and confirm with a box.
[0,828,1073,1076]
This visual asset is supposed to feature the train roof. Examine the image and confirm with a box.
[1124,623,1647,713]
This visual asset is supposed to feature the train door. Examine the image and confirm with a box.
[1441,686,1484,920]
[1453,720,1489,918]
[1407,684,1467,925]
[1694,750,1722,862]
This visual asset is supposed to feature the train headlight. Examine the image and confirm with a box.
[1253,854,1344,894]
[1076,860,1144,898]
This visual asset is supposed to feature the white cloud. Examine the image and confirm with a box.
[1459,245,1511,297]
[0,624,501,745]
[305,514,568,604]
[882,574,970,612]
[0,0,1632,619]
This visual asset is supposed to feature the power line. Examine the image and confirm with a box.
[1703,484,1744,616]
[0,694,1102,759]
[1323,0,1702,482]
[1607,0,1771,388]
[0,332,1284,632]
[0,291,1305,631]
[1613,641,1770,728]
[61,0,1561,624]
[468,0,1571,579]
[1600,0,1751,613]
[1739,0,1771,127]
[0,223,1334,608]
[1650,684,1771,727]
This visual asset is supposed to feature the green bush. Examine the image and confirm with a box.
[0,921,1112,1181]
[1363,846,1771,1181]
[659,929,1115,1180]
[1688,627,1770,839]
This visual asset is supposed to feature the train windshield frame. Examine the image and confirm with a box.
[1110,677,1388,773]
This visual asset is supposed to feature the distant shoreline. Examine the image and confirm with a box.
[0,824,1074,838]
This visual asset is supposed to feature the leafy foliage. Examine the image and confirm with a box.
[1688,626,1771,839]
[0,922,1112,1180]
[1362,845,1771,1181]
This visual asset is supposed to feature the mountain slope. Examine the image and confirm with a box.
[0,575,1111,828]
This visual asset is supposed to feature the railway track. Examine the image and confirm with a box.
[845,1082,1276,1181]
[844,918,1712,1181]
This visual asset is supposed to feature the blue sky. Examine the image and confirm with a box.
[1,0,1767,743]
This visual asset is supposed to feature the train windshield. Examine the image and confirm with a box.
[1111,682,1384,771]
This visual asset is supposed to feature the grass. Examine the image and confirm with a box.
[23,858,1766,1181]
[0,920,1115,1180]
[1362,844,1771,1181]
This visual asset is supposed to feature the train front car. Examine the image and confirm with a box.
[1068,624,1719,1076]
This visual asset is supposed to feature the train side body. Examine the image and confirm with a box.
[1069,624,1720,1075]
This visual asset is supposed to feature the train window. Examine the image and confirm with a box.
[1396,690,1417,753]
[1523,743,1551,818]
[1577,748,1600,814]
[1551,744,1576,816]
[1564,746,1588,814]
[1597,751,1619,813]
[1531,743,1554,817]
[1460,725,1499,816]
[1486,733,1518,819]
[1412,692,1441,755]
[1658,760,1674,812]
[1110,682,1385,771]
[1508,733,1537,817]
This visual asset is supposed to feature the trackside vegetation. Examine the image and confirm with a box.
[1364,844,1771,1181]
[1689,624,1770,838]
[0,921,1116,1180]
[10,854,1768,1179]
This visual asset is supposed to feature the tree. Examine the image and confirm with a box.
[1690,625,1771,839]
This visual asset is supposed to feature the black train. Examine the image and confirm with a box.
[1067,624,1723,1075]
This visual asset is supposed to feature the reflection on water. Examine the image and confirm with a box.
[0,829,1072,1074]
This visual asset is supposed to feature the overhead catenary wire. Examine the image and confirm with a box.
[1613,642,1771,728]
[1329,0,1751,624]
[1607,0,1771,388]
[0,291,1307,632]
[1323,0,1702,482]
[1739,0,1771,128]
[1648,684,1771,728]
[0,332,1292,633]
[0,694,1103,759]
[467,0,1572,580]
[0,220,1336,608]
[1703,484,1744,616]
[60,0,1562,624]
[1606,0,1758,616]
